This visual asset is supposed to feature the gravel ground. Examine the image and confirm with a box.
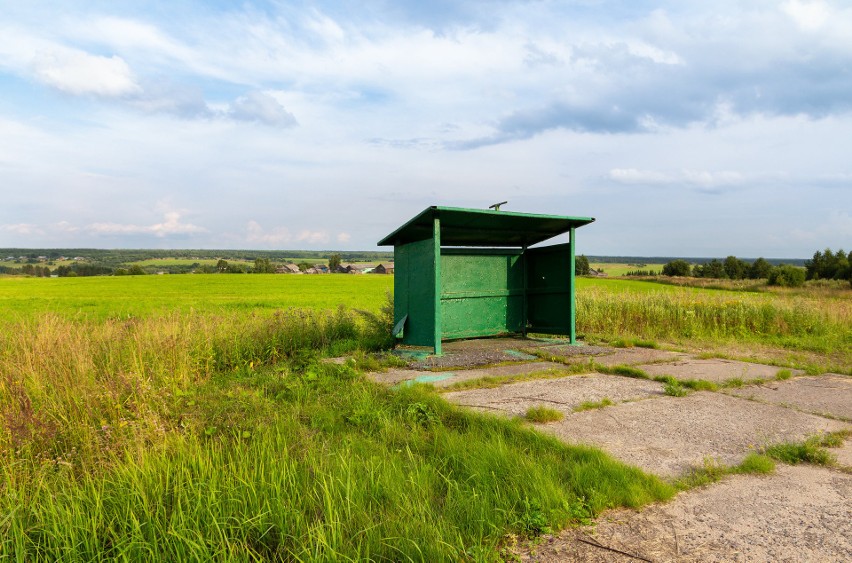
[636,358,796,384]
[443,373,664,416]
[542,392,850,476]
[519,464,852,562]
[403,339,545,369]
[726,374,852,421]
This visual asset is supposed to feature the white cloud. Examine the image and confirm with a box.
[0,223,44,235]
[608,168,673,185]
[230,91,297,127]
[336,232,352,243]
[54,221,79,233]
[32,49,140,97]
[246,221,293,245]
[782,0,830,31]
[608,168,745,188]
[297,230,330,244]
[86,212,205,237]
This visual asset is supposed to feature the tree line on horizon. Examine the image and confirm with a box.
[656,248,851,288]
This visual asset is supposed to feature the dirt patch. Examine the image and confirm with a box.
[637,358,795,384]
[726,374,852,421]
[835,440,852,469]
[443,374,663,416]
[542,392,850,477]
[520,464,852,562]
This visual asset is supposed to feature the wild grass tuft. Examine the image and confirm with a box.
[663,381,688,397]
[762,432,848,466]
[674,453,776,490]
[775,369,793,381]
[573,398,615,412]
[600,365,649,379]
[524,406,565,423]
[441,366,589,393]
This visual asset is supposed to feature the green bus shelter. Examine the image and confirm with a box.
[378,206,595,355]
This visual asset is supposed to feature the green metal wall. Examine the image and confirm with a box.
[526,242,573,336]
[440,249,525,340]
[393,238,436,347]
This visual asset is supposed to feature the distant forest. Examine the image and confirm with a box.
[0,249,807,266]
[584,255,807,267]
[0,248,393,267]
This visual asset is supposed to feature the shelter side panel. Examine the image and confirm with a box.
[526,243,572,335]
[439,252,524,339]
[395,239,437,347]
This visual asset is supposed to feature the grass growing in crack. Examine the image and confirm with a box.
[776,369,793,380]
[653,375,718,392]
[525,406,565,423]
[673,454,776,490]
[598,364,648,379]
[441,366,591,393]
[763,432,849,466]
[609,338,659,349]
[573,397,615,412]
[663,381,689,397]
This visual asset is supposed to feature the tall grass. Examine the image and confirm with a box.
[0,307,388,471]
[576,286,851,355]
[1,307,673,560]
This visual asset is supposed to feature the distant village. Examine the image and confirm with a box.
[277,263,394,275]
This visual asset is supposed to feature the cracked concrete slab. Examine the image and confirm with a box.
[542,392,849,477]
[443,373,664,416]
[726,374,852,421]
[520,464,852,563]
[637,358,796,384]
[533,345,688,366]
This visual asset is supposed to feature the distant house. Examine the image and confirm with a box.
[339,263,367,274]
[314,264,329,273]
[304,267,319,274]
[276,263,301,274]
[371,263,394,274]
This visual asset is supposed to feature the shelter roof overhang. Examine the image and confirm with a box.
[377,206,595,247]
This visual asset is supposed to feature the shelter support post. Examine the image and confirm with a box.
[521,244,528,337]
[568,227,576,344]
[432,215,442,355]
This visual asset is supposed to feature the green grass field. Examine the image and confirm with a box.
[0,274,393,318]
[1,272,848,560]
[590,262,664,276]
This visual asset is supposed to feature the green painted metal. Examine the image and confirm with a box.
[526,243,574,336]
[432,216,442,356]
[377,206,594,247]
[379,206,594,354]
[392,237,436,348]
[569,227,577,343]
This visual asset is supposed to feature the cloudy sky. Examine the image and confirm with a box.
[1,0,850,258]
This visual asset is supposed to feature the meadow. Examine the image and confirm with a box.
[0,274,393,318]
[589,262,664,276]
[0,273,848,560]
